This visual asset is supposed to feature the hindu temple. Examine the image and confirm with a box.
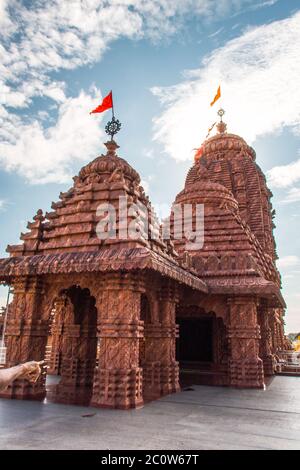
[0,113,288,409]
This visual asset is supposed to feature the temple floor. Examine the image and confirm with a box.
[0,376,299,450]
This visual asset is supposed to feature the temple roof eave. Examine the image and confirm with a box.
[205,277,285,308]
[0,247,208,293]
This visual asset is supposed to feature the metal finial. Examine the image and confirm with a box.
[217,108,225,121]
[216,108,227,134]
[105,116,122,141]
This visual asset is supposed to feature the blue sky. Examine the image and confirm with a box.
[0,0,299,331]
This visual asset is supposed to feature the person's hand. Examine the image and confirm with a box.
[20,361,44,383]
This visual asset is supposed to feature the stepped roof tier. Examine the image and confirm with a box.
[0,140,206,292]
[0,123,284,306]
[171,118,284,308]
[186,122,277,260]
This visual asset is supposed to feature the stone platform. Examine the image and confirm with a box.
[0,376,300,450]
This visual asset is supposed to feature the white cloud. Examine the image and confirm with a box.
[267,155,300,188]
[0,0,15,36]
[141,174,156,193]
[281,187,300,204]
[0,1,288,183]
[152,11,300,162]
[0,1,270,108]
[277,255,300,270]
[0,88,106,184]
[208,27,224,38]
[267,147,300,205]
[0,200,5,211]
[247,0,279,11]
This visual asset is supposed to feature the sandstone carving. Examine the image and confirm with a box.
[0,122,286,408]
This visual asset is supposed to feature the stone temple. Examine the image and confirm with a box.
[0,116,289,409]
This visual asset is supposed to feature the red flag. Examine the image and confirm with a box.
[90,91,113,114]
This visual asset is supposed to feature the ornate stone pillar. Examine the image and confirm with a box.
[157,285,180,396]
[277,310,286,350]
[258,305,276,376]
[76,296,98,392]
[91,274,144,409]
[0,276,48,400]
[139,296,161,401]
[215,317,229,375]
[48,297,64,375]
[54,322,81,403]
[227,297,264,388]
[269,309,283,353]
[269,309,277,353]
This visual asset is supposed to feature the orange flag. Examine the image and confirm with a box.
[194,145,203,162]
[90,91,113,114]
[206,121,216,138]
[210,85,221,107]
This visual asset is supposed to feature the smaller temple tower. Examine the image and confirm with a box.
[171,110,286,386]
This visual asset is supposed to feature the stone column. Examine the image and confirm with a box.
[139,297,161,401]
[91,274,144,409]
[48,297,64,375]
[227,297,264,388]
[142,323,166,401]
[157,285,180,396]
[269,309,283,353]
[269,309,277,353]
[76,296,98,392]
[55,322,81,404]
[277,310,286,350]
[258,305,276,376]
[0,276,48,400]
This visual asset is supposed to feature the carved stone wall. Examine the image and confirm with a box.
[227,297,264,388]
[0,276,48,400]
[269,308,286,353]
[257,304,276,376]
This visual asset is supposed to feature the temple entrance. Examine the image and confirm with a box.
[45,285,98,405]
[177,317,213,363]
[176,311,226,386]
[176,316,214,386]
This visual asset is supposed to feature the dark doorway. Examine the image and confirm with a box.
[176,317,213,363]
[45,285,98,405]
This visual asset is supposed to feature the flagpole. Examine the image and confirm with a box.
[102,90,121,142]
[111,91,115,120]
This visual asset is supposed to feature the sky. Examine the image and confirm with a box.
[0,0,299,332]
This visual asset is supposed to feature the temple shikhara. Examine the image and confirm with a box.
[0,114,289,409]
